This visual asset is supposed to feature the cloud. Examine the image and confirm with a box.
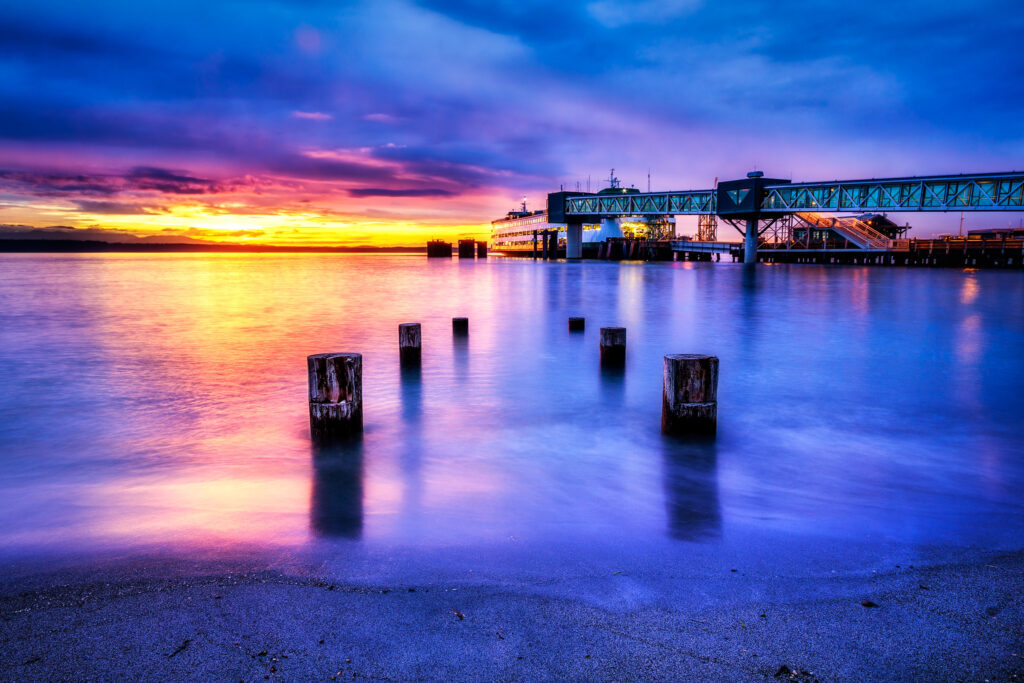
[587,0,702,27]
[0,171,120,196]
[126,166,220,194]
[0,223,205,243]
[291,111,333,121]
[73,200,151,215]
[346,188,455,198]
[0,0,1022,244]
[0,167,221,197]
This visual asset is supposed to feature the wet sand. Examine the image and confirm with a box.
[1,546,1021,681]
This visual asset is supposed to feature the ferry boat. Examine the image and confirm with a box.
[489,171,675,256]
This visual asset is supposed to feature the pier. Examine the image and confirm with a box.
[548,170,1024,266]
[593,232,1024,269]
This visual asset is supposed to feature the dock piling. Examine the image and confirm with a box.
[452,317,469,336]
[308,352,363,444]
[599,327,626,367]
[399,323,422,366]
[426,240,452,258]
[569,317,585,332]
[662,354,718,437]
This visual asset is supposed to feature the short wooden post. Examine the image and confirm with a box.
[452,317,468,336]
[399,323,421,366]
[308,353,363,444]
[599,327,626,366]
[662,354,718,436]
[568,317,585,332]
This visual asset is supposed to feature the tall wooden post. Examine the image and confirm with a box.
[599,327,626,366]
[662,354,718,436]
[452,317,468,336]
[399,323,421,366]
[308,353,363,444]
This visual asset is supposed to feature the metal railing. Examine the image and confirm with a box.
[795,213,889,249]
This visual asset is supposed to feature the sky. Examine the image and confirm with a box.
[1,0,1023,245]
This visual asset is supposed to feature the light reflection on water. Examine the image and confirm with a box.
[0,253,1022,559]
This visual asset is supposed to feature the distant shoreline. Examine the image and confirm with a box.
[0,239,427,254]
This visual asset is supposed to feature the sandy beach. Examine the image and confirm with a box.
[2,541,1021,682]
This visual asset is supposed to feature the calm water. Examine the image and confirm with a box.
[0,254,1022,566]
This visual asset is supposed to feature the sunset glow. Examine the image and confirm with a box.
[3,1,1023,245]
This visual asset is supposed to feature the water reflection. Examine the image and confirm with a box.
[599,365,626,406]
[400,365,423,423]
[453,334,469,380]
[961,274,980,305]
[661,437,720,541]
[309,442,364,539]
[398,362,424,529]
[0,255,1022,557]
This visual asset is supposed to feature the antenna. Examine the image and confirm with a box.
[521,195,527,213]
[647,169,651,193]
[587,175,590,193]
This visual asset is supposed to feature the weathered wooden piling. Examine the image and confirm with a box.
[599,327,626,366]
[662,354,718,437]
[458,239,476,259]
[307,352,363,444]
[476,241,487,258]
[399,323,421,366]
[452,317,469,336]
[568,317,585,332]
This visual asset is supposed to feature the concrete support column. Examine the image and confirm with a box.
[532,230,538,258]
[566,223,583,259]
[744,218,758,265]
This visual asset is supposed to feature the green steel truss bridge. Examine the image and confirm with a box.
[562,172,1024,216]
[761,173,1024,213]
[555,171,1024,263]
[564,189,715,216]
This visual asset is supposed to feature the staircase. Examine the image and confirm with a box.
[796,213,889,249]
